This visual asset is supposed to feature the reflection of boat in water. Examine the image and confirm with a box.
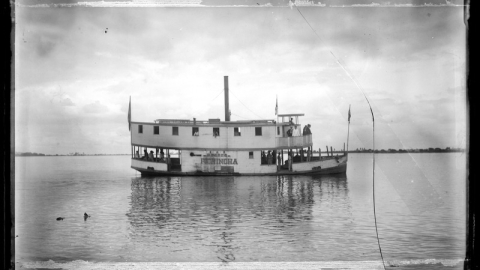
[128,76,347,176]
[126,175,350,261]
[127,175,348,227]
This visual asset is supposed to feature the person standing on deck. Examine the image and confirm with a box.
[293,126,301,136]
[288,151,293,171]
[148,151,154,161]
[304,124,312,135]
[267,151,273,165]
[287,126,293,137]
[143,149,148,160]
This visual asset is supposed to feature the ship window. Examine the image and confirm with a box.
[154,126,159,135]
[192,127,199,136]
[138,125,143,133]
[234,127,241,136]
[172,127,179,136]
[213,127,220,137]
[249,151,254,159]
[255,127,262,136]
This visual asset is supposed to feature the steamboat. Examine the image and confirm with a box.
[128,76,348,176]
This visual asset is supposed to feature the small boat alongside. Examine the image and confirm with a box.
[128,76,348,176]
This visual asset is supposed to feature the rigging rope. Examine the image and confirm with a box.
[230,91,264,119]
[293,3,386,269]
[210,89,224,102]
[231,113,249,120]
[210,88,264,119]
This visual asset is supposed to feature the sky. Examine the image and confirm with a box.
[14,1,467,155]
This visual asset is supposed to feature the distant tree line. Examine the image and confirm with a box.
[15,152,46,156]
[15,152,130,156]
[312,147,464,153]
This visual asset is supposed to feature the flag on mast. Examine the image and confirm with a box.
[128,96,131,131]
[348,105,351,123]
[275,95,278,115]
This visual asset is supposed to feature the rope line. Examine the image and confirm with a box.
[210,88,264,119]
[231,113,249,120]
[293,4,386,269]
[210,89,224,102]
[230,91,264,119]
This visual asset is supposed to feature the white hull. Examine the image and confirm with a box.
[131,153,348,176]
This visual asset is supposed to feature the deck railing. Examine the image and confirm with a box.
[275,134,312,148]
[154,119,276,125]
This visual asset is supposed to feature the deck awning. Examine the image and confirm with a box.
[277,113,305,117]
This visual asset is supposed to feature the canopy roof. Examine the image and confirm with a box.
[277,113,305,117]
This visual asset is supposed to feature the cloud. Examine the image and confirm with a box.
[59,98,75,106]
[14,6,466,153]
[83,101,109,114]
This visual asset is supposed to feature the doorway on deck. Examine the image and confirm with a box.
[167,149,182,172]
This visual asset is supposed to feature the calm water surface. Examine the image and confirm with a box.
[15,153,466,268]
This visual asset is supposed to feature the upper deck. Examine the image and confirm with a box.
[130,117,312,150]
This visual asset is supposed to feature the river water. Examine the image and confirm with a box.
[15,153,466,269]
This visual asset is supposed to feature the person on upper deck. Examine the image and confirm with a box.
[149,151,154,161]
[287,126,293,137]
[160,150,165,161]
[143,149,148,160]
[293,126,301,136]
[267,151,273,165]
[289,118,294,125]
[303,124,312,135]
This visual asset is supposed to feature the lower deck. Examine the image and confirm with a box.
[131,148,347,176]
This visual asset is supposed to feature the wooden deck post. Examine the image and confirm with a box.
[167,149,170,171]
[281,149,284,166]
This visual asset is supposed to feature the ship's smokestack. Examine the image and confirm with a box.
[224,76,230,121]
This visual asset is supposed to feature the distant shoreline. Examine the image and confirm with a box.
[337,149,465,154]
[14,153,130,157]
[15,149,464,157]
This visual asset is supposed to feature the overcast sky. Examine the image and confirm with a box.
[14,3,466,154]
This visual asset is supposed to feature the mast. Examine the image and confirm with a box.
[224,76,230,121]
